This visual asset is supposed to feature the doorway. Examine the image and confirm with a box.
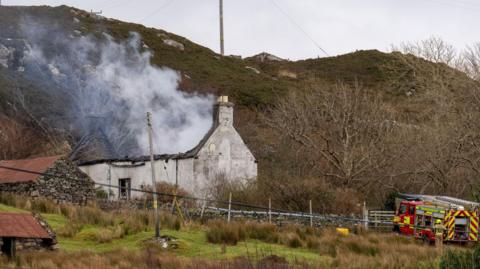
[1,237,16,258]
[119,178,131,200]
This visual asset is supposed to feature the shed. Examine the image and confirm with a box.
[0,212,54,257]
[0,156,94,204]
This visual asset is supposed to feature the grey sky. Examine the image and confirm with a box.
[3,0,479,60]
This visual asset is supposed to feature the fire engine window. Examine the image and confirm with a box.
[425,216,432,227]
[409,206,415,215]
[399,204,407,214]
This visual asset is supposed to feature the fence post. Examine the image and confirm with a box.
[309,199,313,227]
[268,197,272,224]
[200,194,207,219]
[227,192,232,222]
[363,201,369,230]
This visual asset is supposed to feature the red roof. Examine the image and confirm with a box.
[0,212,51,239]
[0,156,61,184]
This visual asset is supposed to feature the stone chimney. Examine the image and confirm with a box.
[215,96,234,127]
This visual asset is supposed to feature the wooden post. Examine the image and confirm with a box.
[227,192,232,222]
[309,200,313,227]
[363,201,369,230]
[268,197,272,224]
[147,112,160,238]
[200,194,207,219]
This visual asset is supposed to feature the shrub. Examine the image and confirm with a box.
[95,187,108,199]
[57,223,83,238]
[244,222,277,242]
[205,220,245,245]
[286,233,302,248]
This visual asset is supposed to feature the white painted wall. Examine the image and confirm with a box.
[79,158,194,199]
[79,98,257,199]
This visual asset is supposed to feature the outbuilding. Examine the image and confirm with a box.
[0,212,56,257]
[0,156,95,204]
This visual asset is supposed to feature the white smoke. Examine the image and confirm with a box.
[21,24,214,156]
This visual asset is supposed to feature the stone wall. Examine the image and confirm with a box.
[0,158,95,204]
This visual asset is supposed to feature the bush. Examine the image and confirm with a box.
[286,234,303,248]
[244,222,277,242]
[95,187,108,199]
[205,220,246,245]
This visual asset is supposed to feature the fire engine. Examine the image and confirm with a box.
[393,194,479,244]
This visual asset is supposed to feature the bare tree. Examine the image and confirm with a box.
[265,83,404,190]
[462,43,480,81]
[392,37,459,66]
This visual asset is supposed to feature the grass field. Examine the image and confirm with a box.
[0,202,458,268]
[0,203,322,263]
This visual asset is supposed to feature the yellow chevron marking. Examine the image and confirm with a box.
[448,231,454,240]
[471,217,478,226]
[446,211,452,219]
[469,233,477,241]
[447,218,455,228]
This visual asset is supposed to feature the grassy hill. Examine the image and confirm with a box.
[1,5,479,209]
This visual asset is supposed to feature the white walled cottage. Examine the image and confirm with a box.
[78,96,257,199]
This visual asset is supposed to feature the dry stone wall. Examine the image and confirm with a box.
[0,158,95,204]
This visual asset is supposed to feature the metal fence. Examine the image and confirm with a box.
[366,210,395,231]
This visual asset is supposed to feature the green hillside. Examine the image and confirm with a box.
[1,5,479,209]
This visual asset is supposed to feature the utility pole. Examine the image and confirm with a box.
[219,0,225,56]
[147,112,160,238]
[107,164,111,200]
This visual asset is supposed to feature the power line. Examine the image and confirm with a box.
[0,164,402,227]
[138,0,176,23]
[0,164,288,212]
[268,0,329,57]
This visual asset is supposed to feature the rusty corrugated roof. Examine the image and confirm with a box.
[0,212,51,239]
[0,156,61,184]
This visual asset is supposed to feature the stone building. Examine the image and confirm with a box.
[0,212,56,257]
[0,156,94,204]
[78,96,257,199]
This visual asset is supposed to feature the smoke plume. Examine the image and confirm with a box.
[19,19,214,158]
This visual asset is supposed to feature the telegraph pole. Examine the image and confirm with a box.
[147,112,160,238]
[219,0,224,55]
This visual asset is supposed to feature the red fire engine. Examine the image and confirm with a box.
[393,194,479,244]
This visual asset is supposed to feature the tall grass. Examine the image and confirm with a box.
[440,246,480,269]
[0,250,314,269]
[204,220,450,269]
[205,220,320,248]
[0,193,181,242]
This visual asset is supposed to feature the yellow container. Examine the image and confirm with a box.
[336,228,349,236]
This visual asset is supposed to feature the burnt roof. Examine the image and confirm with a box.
[77,103,226,166]
[0,156,61,184]
[0,213,51,239]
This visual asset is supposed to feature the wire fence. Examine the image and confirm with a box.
[0,164,396,229]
